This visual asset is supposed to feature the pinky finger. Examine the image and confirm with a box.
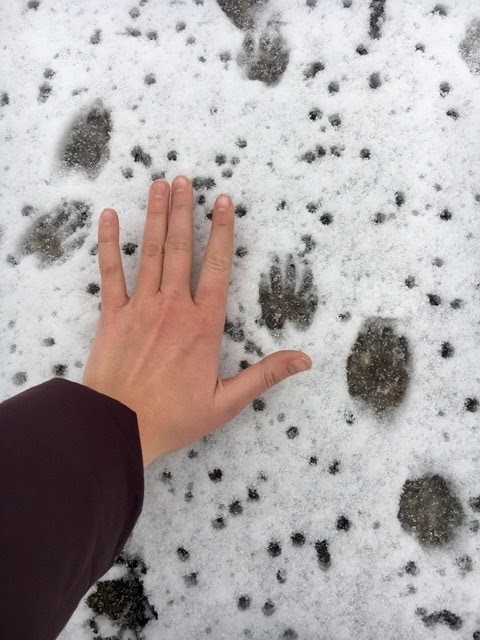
[97,209,129,312]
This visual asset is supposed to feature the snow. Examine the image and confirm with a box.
[1,0,479,638]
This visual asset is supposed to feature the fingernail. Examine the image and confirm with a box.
[101,209,114,224]
[216,194,231,210]
[151,180,167,196]
[287,357,312,375]
[173,176,189,191]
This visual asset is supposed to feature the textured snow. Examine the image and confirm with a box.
[1,0,480,638]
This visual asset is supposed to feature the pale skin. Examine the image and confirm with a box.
[82,176,312,467]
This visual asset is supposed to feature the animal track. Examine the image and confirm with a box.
[258,254,318,332]
[369,0,386,40]
[416,608,462,631]
[238,23,290,86]
[346,318,409,413]
[15,200,91,268]
[59,101,112,179]
[217,0,289,86]
[459,18,480,75]
[398,474,463,547]
[86,552,158,639]
[216,0,265,31]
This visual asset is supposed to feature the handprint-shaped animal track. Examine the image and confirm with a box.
[239,23,289,86]
[15,200,91,268]
[59,100,112,179]
[258,254,318,332]
[217,0,290,87]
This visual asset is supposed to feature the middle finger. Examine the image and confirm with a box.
[161,175,194,296]
[135,179,170,297]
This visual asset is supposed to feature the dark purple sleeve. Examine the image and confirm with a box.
[0,377,144,640]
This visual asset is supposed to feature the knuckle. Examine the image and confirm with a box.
[262,367,279,390]
[100,262,118,277]
[214,215,229,229]
[171,203,191,218]
[195,314,214,337]
[161,288,185,305]
[143,242,163,258]
[166,236,189,253]
[205,253,228,273]
[98,233,113,245]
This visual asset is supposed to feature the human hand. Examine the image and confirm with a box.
[82,176,312,467]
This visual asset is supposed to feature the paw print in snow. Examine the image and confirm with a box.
[398,474,463,547]
[16,200,91,268]
[239,24,290,86]
[59,100,112,179]
[258,254,318,332]
[217,0,289,87]
[216,0,263,31]
[86,552,158,639]
[346,318,409,413]
[460,17,480,74]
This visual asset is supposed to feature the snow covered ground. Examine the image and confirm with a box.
[1,0,480,638]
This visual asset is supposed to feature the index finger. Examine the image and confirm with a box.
[194,194,234,320]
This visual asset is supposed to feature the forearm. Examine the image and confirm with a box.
[0,378,144,640]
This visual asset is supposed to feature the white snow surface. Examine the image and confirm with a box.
[1,0,480,638]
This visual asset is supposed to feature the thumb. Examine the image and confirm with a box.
[215,350,312,423]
